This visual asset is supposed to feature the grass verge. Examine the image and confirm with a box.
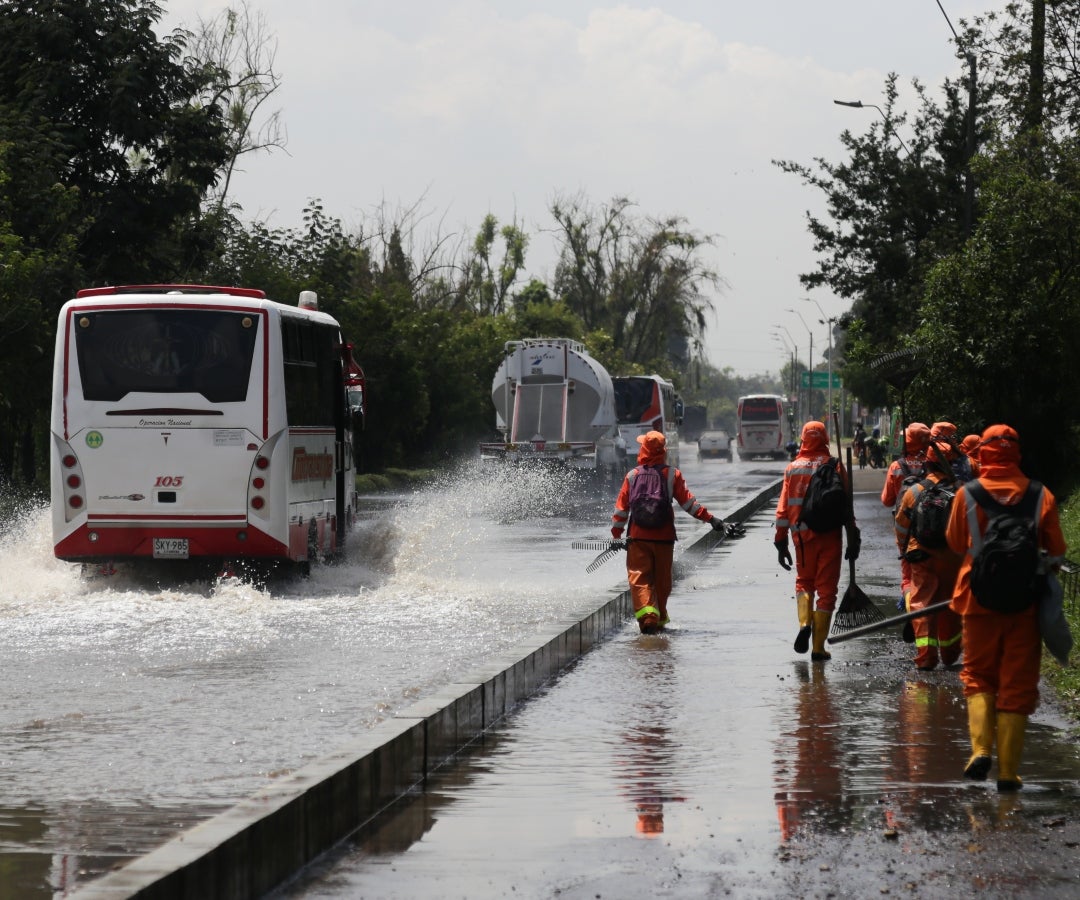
[1042,490,1080,730]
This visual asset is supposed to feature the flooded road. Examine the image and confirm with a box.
[0,451,773,897]
[280,466,1080,900]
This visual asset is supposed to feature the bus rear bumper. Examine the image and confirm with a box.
[54,523,289,562]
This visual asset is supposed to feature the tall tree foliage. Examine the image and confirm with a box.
[548,193,720,374]
[0,0,231,283]
[186,0,285,215]
[916,137,1080,486]
[0,0,230,486]
[964,1,1080,139]
[774,75,972,406]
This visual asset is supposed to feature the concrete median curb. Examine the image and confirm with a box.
[73,478,783,900]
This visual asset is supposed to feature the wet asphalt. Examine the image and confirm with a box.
[278,462,1080,900]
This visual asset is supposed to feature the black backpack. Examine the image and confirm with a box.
[893,457,927,517]
[628,464,672,528]
[966,480,1043,613]
[799,458,847,532]
[908,477,956,549]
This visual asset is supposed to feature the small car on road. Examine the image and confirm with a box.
[698,430,732,461]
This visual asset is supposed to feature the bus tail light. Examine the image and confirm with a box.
[56,442,87,523]
[255,455,269,470]
[251,496,265,510]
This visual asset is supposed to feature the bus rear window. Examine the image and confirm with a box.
[74,310,258,403]
[740,399,782,421]
[613,378,657,424]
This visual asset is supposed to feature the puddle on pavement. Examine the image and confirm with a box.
[282,582,1080,899]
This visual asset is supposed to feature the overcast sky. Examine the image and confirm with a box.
[163,0,1004,377]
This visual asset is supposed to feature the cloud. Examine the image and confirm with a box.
[162,0,994,374]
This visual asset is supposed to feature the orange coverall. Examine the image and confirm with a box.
[945,444,1066,714]
[894,464,962,669]
[773,424,849,613]
[881,423,930,603]
[611,445,716,630]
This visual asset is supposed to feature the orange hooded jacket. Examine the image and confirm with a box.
[945,425,1066,617]
[881,422,930,508]
[774,421,851,542]
[612,431,715,541]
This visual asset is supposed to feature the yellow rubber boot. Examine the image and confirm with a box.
[963,693,996,781]
[996,712,1028,791]
[793,592,812,654]
[811,610,832,661]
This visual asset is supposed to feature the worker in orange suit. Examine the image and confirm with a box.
[945,424,1067,792]
[960,433,982,477]
[773,421,860,661]
[931,420,975,483]
[893,440,963,670]
[881,422,931,614]
[611,431,735,634]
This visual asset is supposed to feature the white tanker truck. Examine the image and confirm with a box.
[479,337,619,478]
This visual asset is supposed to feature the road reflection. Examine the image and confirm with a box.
[617,637,686,837]
[773,661,847,841]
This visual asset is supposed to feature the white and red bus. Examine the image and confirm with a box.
[612,374,682,468]
[736,394,787,461]
[50,284,364,573]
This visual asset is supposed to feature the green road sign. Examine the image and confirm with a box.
[800,371,842,389]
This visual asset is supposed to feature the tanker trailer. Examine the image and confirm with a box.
[479,338,618,477]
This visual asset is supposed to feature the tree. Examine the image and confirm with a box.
[963,2,1080,140]
[457,213,528,316]
[0,141,83,485]
[774,74,972,406]
[917,137,1080,486]
[548,193,720,374]
[185,1,285,215]
[0,0,232,283]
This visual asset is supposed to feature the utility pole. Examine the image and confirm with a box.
[936,0,977,236]
[1029,0,1045,136]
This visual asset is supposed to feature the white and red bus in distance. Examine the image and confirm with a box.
[736,394,787,461]
[50,284,361,574]
[612,374,681,467]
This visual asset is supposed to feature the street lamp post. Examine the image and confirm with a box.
[773,330,798,439]
[804,298,838,436]
[833,99,911,155]
[774,325,799,433]
[786,308,813,419]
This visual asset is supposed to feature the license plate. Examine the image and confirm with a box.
[153,538,189,559]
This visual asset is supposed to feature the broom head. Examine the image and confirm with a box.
[831,565,888,636]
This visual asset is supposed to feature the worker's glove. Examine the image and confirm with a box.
[712,518,745,539]
[844,526,862,561]
[775,539,793,571]
[611,527,623,541]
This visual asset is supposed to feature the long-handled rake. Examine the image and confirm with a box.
[572,539,629,573]
[828,599,952,644]
[832,556,889,634]
[829,419,889,638]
